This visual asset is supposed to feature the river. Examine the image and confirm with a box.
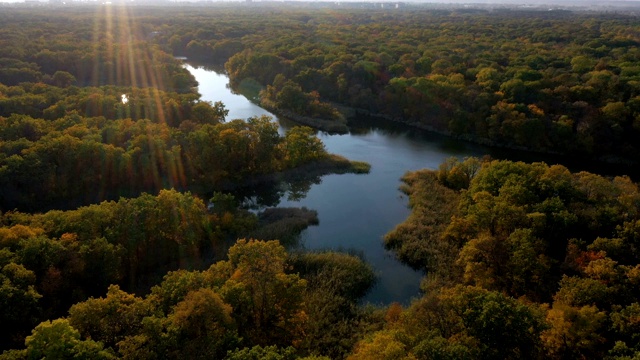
[184,63,635,305]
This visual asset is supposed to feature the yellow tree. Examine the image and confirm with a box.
[221,239,307,347]
[541,303,606,359]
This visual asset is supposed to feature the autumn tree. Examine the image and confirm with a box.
[221,239,307,347]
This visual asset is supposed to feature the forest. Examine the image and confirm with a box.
[164,5,640,164]
[1,4,640,360]
[6,5,640,165]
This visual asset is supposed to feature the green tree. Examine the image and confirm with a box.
[51,71,76,88]
[436,286,546,360]
[68,285,153,350]
[24,319,115,360]
[148,269,211,315]
[190,101,228,125]
[225,345,298,360]
[283,126,326,167]
[0,262,42,350]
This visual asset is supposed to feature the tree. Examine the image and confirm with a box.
[541,303,607,359]
[24,319,115,360]
[436,157,482,191]
[68,285,153,350]
[283,126,326,167]
[609,303,640,357]
[247,115,283,173]
[148,269,210,315]
[51,71,76,88]
[0,262,42,350]
[167,288,238,359]
[436,286,546,360]
[225,345,298,360]
[221,239,307,347]
[350,285,546,360]
[190,101,228,125]
[347,331,409,360]
[275,81,308,113]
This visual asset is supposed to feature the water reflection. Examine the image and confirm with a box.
[226,174,323,211]
[183,63,276,122]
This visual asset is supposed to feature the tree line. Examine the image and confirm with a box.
[6,6,640,161]
[0,80,331,211]
[149,6,640,163]
[0,7,196,92]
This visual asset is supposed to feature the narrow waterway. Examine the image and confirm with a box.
[184,63,636,305]
[187,63,487,304]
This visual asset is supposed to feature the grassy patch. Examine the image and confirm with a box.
[349,160,371,174]
[246,207,319,246]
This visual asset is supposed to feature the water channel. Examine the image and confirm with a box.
[184,63,636,305]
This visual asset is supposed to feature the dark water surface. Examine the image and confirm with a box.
[184,63,636,305]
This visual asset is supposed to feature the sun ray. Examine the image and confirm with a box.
[89,2,188,193]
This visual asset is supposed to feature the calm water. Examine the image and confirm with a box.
[274,126,490,304]
[184,63,635,305]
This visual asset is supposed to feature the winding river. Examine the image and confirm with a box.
[184,63,635,305]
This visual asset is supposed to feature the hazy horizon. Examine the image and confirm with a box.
[2,0,640,3]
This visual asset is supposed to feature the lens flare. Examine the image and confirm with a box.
[91,3,187,195]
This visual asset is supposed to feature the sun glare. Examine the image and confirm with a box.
[91,4,187,189]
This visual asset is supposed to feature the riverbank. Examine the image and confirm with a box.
[260,99,350,134]
[246,207,319,247]
[344,106,639,176]
[215,153,370,194]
